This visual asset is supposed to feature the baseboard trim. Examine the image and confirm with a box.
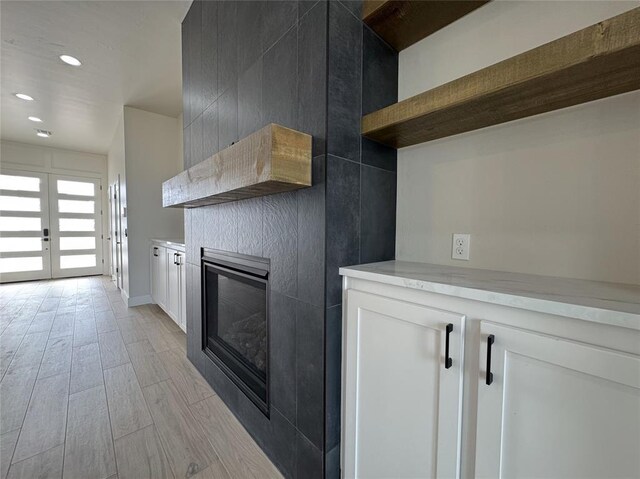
[127,294,153,307]
[120,289,152,307]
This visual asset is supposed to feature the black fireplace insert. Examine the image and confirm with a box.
[201,249,270,415]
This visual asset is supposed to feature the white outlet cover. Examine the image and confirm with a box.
[452,234,470,260]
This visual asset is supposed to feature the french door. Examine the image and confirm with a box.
[0,169,103,283]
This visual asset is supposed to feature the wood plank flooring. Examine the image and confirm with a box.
[0,276,282,479]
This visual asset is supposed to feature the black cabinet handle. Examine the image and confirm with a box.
[153,247,158,257]
[173,253,178,265]
[486,334,495,385]
[444,323,453,369]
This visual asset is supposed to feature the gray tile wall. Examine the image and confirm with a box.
[181,1,397,478]
[324,2,398,477]
[182,1,327,477]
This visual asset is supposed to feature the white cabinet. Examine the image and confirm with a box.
[151,245,167,309]
[150,241,186,332]
[166,249,181,322]
[475,322,640,479]
[180,256,186,330]
[343,291,464,479]
[340,262,640,479]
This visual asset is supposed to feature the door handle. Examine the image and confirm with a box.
[175,254,181,266]
[173,253,178,265]
[486,334,495,385]
[153,247,158,257]
[444,323,453,369]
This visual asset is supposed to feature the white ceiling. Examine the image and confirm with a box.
[1,1,190,154]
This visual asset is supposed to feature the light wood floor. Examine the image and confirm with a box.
[0,276,282,479]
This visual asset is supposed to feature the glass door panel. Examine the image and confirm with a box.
[49,175,103,278]
[0,170,51,283]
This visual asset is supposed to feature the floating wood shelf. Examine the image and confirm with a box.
[362,0,489,51]
[163,124,311,208]
[362,7,640,149]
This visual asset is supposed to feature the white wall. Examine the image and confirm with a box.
[0,140,110,275]
[396,1,640,285]
[106,106,183,305]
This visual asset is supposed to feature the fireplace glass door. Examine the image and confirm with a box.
[203,253,269,414]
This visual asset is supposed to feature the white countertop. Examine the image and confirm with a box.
[340,261,640,330]
[151,238,185,249]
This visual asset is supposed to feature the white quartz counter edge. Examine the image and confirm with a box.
[340,263,640,331]
[151,239,185,252]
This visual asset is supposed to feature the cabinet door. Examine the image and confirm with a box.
[166,249,180,323]
[151,245,159,302]
[476,322,640,478]
[178,252,186,332]
[343,290,465,479]
[153,246,167,310]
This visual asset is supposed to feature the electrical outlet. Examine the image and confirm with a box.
[452,234,470,260]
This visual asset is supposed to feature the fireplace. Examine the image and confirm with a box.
[201,249,270,416]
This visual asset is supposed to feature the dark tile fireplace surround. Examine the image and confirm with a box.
[181,1,397,477]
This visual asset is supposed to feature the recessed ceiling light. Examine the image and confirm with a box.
[28,116,43,123]
[15,93,34,101]
[60,54,81,66]
[36,129,52,138]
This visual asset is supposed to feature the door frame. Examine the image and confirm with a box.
[109,176,123,289]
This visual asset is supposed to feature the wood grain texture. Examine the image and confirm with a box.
[158,348,214,405]
[0,430,19,479]
[12,373,69,463]
[362,0,489,51]
[98,330,130,370]
[9,332,47,369]
[38,336,72,380]
[0,323,30,379]
[104,363,153,439]
[49,313,74,339]
[0,276,281,479]
[114,425,174,479]
[116,318,148,345]
[144,323,179,353]
[7,444,63,479]
[95,310,118,334]
[190,395,282,479]
[70,342,103,394]
[362,7,640,148]
[73,317,97,347]
[125,340,170,388]
[142,380,220,479]
[162,124,312,208]
[64,385,117,479]
[0,363,39,434]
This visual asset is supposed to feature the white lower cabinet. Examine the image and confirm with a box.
[341,271,640,479]
[151,245,167,309]
[475,322,640,479]
[166,249,181,322]
[150,241,186,332]
[343,291,464,479]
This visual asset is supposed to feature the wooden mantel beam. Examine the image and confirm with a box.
[163,124,312,208]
